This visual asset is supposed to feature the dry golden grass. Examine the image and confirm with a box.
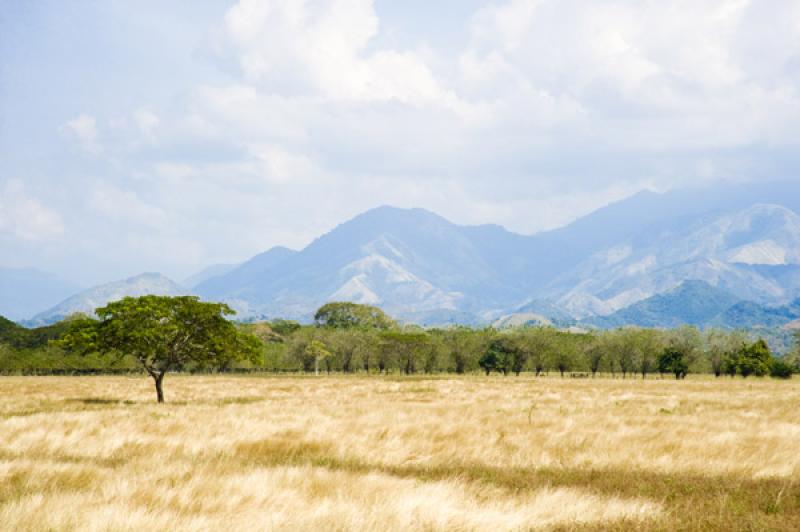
[1,374,799,530]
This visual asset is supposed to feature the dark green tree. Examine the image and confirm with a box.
[59,296,260,402]
[658,347,689,379]
[770,358,793,379]
[737,339,772,378]
[313,302,395,330]
[480,338,513,376]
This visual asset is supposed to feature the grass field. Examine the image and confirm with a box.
[1,375,799,531]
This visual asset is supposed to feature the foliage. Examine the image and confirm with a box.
[479,336,513,375]
[737,339,772,378]
[769,358,793,379]
[59,296,260,402]
[0,315,74,349]
[379,330,431,374]
[269,319,302,337]
[314,302,395,330]
[305,339,332,375]
[658,347,689,379]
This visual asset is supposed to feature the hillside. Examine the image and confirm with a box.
[587,281,742,328]
[29,273,188,326]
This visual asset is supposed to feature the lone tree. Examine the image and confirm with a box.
[60,295,260,402]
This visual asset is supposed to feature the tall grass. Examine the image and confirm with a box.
[0,375,798,530]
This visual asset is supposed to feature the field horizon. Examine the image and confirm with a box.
[1,374,798,530]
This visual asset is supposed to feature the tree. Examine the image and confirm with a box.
[634,328,664,379]
[327,329,373,373]
[479,337,515,376]
[658,347,689,379]
[59,296,259,403]
[439,327,486,374]
[520,327,554,376]
[268,319,302,337]
[737,339,772,378]
[314,302,395,330]
[379,331,429,374]
[551,332,579,377]
[611,329,638,378]
[667,326,702,374]
[583,333,606,378]
[305,339,332,376]
[770,358,793,379]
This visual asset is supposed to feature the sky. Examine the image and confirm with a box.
[1,0,799,286]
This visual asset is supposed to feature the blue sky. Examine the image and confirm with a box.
[2,0,799,285]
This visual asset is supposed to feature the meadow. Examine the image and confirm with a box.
[1,374,799,531]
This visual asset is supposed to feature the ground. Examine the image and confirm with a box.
[0,374,799,531]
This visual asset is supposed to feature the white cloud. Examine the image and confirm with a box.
[9,0,799,283]
[0,180,64,241]
[61,113,102,155]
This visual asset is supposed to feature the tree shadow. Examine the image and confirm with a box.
[68,397,137,405]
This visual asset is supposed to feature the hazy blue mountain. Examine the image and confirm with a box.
[188,181,800,322]
[183,263,239,289]
[711,300,800,329]
[29,273,188,325]
[12,180,798,325]
[195,206,536,320]
[587,281,742,328]
[0,267,82,322]
[587,281,800,330]
[195,246,297,300]
[546,203,800,317]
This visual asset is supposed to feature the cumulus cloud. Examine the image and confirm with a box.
[3,0,800,282]
[61,114,102,155]
[0,180,64,241]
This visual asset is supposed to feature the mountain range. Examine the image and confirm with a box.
[7,180,800,330]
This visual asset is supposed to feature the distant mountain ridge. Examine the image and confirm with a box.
[13,180,800,329]
[588,280,800,330]
[27,273,188,326]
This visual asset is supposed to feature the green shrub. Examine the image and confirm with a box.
[770,359,793,379]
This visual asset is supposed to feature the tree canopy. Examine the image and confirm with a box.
[59,296,260,402]
[314,302,395,330]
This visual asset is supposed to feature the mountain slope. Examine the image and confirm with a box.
[183,263,239,289]
[587,280,742,328]
[546,204,800,317]
[190,182,800,323]
[195,206,536,319]
[29,273,188,325]
[0,267,82,321]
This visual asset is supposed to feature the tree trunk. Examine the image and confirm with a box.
[153,372,165,403]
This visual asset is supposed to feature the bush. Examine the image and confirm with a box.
[770,359,793,379]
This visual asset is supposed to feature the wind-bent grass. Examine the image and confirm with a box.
[0,375,798,530]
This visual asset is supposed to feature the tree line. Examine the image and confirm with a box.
[0,298,798,402]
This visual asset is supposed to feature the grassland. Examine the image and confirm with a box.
[1,375,799,530]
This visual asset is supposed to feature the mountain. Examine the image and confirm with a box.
[712,300,800,329]
[28,273,188,326]
[195,206,537,320]
[587,280,742,328]
[587,280,800,330]
[190,181,800,323]
[13,180,800,326]
[183,263,239,289]
[545,203,800,317]
[0,267,82,321]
